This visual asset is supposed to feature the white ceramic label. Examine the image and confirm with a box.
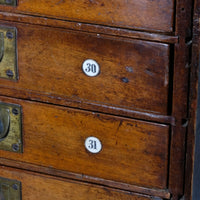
[82,59,100,77]
[85,136,102,153]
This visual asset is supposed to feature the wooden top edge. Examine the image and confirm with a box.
[0,11,178,44]
[0,158,171,199]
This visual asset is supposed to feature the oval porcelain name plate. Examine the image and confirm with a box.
[82,59,100,77]
[85,136,102,154]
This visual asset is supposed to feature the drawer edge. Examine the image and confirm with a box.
[0,159,171,199]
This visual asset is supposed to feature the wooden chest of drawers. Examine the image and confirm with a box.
[0,0,199,200]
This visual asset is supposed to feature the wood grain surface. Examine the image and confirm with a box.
[0,0,174,32]
[0,0,195,199]
[0,96,169,190]
[0,13,178,44]
[0,21,170,115]
[0,166,157,200]
[0,158,171,199]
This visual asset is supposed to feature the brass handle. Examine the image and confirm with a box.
[0,32,4,62]
[0,108,10,140]
[0,0,17,6]
[0,27,17,80]
[0,177,21,200]
[0,191,5,200]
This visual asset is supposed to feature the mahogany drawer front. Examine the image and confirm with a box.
[0,22,170,115]
[0,96,169,189]
[0,166,159,200]
[0,0,174,32]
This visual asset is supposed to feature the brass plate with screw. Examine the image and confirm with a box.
[0,102,22,153]
[0,177,21,200]
[0,0,17,6]
[0,26,18,80]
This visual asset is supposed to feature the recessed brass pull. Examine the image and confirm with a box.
[0,102,22,153]
[0,108,10,140]
[0,0,17,6]
[0,26,18,80]
[0,32,4,62]
[0,177,21,200]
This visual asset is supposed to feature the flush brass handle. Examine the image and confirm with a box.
[0,108,10,140]
[0,0,17,6]
[0,191,5,200]
[0,26,18,80]
[0,177,21,200]
[0,32,4,62]
[0,102,22,153]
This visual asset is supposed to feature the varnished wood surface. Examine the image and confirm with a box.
[0,1,195,200]
[0,86,176,125]
[0,96,170,190]
[0,13,179,44]
[0,158,171,199]
[0,0,174,32]
[0,21,170,116]
[0,166,158,200]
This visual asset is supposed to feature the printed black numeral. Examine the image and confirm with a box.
[88,140,97,149]
[85,63,96,73]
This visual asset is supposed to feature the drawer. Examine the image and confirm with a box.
[0,0,174,32]
[0,166,160,200]
[0,22,170,115]
[0,96,169,190]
